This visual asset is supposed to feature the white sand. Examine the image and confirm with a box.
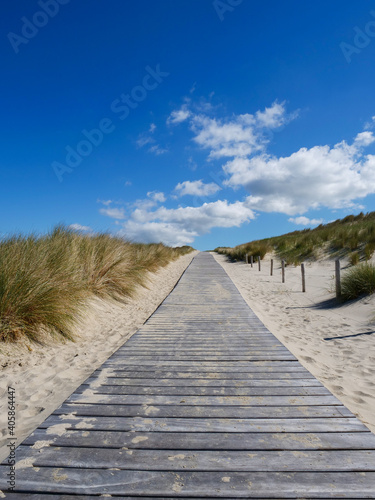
[0,251,197,461]
[213,252,375,434]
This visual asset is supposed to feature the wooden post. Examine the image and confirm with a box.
[258,256,261,271]
[250,255,253,268]
[335,259,341,299]
[270,259,273,276]
[282,260,285,283]
[245,253,248,264]
[301,263,306,292]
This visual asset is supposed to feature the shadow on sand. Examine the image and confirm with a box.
[324,330,375,341]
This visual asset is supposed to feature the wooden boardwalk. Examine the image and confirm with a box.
[2,252,375,498]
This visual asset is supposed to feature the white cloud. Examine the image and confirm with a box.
[288,216,323,226]
[187,156,197,171]
[121,220,198,246]
[189,101,294,159]
[136,135,154,148]
[147,191,166,203]
[136,132,167,155]
[95,95,375,248]
[354,131,375,147]
[224,134,375,215]
[130,191,166,212]
[69,224,92,232]
[97,199,112,206]
[148,144,168,155]
[190,82,197,94]
[191,114,259,159]
[120,200,255,246]
[256,101,296,128]
[364,116,375,130]
[175,179,221,197]
[99,207,126,219]
[167,105,191,125]
[133,199,155,211]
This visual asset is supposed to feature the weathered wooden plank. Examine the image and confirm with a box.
[3,495,361,500]
[39,415,366,433]
[125,341,282,345]
[133,328,274,332]
[83,376,325,387]
[124,334,282,339]
[101,365,310,373]
[122,344,285,349]
[124,338,283,343]
[52,403,353,419]
[135,334,271,338]
[104,359,300,367]
[115,350,289,355]
[111,351,292,358]
[104,355,297,364]
[115,345,289,352]
[24,429,375,450]
[129,338,284,343]
[2,468,375,496]
[92,370,316,379]
[4,495,338,500]
[134,327,277,330]
[14,446,375,471]
[67,393,342,406]
[101,360,305,368]
[82,385,332,397]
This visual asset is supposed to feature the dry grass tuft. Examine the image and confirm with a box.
[341,263,375,301]
[0,226,193,343]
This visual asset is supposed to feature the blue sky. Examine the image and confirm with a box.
[2,1,375,250]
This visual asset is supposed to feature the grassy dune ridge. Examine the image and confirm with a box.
[0,226,193,343]
[215,212,375,302]
[215,212,375,266]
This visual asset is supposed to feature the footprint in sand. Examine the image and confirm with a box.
[355,391,370,398]
[353,397,366,404]
[15,404,28,412]
[331,385,344,396]
[343,349,353,356]
[300,356,314,363]
[27,406,45,417]
[30,390,52,403]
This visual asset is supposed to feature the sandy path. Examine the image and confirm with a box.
[212,252,375,434]
[0,251,197,461]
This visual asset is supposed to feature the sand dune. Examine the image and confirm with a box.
[213,252,375,434]
[0,251,197,462]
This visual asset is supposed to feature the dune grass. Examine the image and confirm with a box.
[341,263,375,301]
[215,211,375,266]
[0,226,193,343]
